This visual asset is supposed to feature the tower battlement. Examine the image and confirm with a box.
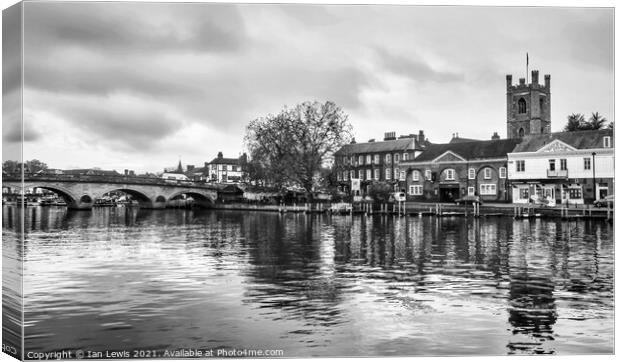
[506,69,551,139]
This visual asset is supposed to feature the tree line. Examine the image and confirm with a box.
[2,159,48,174]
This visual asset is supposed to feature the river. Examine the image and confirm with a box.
[2,206,614,357]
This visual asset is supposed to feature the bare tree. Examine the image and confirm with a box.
[244,101,352,199]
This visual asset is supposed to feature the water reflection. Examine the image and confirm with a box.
[3,206,613,357]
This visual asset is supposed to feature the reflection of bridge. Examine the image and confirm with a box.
[2,174,220,210]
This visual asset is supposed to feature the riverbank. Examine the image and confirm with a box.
[211,201,613,221]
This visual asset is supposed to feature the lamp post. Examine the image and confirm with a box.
[592,152,597,202]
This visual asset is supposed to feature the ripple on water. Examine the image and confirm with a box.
[5,207,613,356]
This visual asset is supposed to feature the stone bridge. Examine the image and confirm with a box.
[2,174,220,210]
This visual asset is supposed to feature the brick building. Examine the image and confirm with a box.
[333,131,429,196]
[400,137,521,202]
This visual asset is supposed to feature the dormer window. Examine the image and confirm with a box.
[604,136,611,148]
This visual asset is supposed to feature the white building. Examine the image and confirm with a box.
[206,152,247,184]
[507,129,613,205]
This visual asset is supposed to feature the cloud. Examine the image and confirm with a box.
[9,3,613,172]
[27,91,185,151]
[375,48,464,83]
[3,114,41,143]
[24,2,247,55]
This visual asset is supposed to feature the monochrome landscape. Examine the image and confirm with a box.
[1,1,614,360]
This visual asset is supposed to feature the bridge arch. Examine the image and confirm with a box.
[21,183,80,205]
[97,188,155,208]
[15,183,91,210]
[167,190,215,208]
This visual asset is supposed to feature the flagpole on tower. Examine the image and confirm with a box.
[526,52,529,83]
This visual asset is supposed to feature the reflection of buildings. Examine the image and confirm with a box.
[506,274,557,353]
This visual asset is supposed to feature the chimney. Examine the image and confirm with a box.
[491,132,500,140]
[350,138,356,144]
[544,74,551,89]
[506,74,512,89]
[124,169,128,175]
[368,138,375,143]
[217,151,223,159]
[129,170,135,176]
[418,130,425,143]
[531,70,539,85]
[383,131,396,141]
[204,162,209,168]
[187,165,194,171]
[519,78,526,85]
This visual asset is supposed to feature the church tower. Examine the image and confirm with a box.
[506,70,551,139]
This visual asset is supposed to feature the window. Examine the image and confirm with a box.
[468,187,475,196]
[483,168,492,179]
[584,157,591,170]
[499,167,507,179]
[549,159,555,171]
[569,187,582,199]
[412,170,420,181]
[604,136,611,148]
[350,170,356,180]
[337,172,342,181]
[394,153,400,163]
[480,184,497,195]
[425,169,432,180]
[516,160,525,172]
[400,171,406,181]
[445,169,455,180]
[519,187,529,200]
[359,170,364,180]
[373,169,379,180]
[409,185,423,196]
[385,154,391,164]
[385,168,391,180]
[403,153,408,161]
[350,156,355,165]
[374,154,380,164]
[518,98,526,113]
[468,168,475,180]
[343,171,349,181]
[359,155,364,165]
[560,159,567,171]
[394,167,399,180]
[366,155,372,164]
[366,169,372,180]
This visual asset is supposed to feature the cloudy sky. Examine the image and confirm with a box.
[2,1,613,173]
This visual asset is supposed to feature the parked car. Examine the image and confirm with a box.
[594,195,614,208]
[454,195,482,205]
